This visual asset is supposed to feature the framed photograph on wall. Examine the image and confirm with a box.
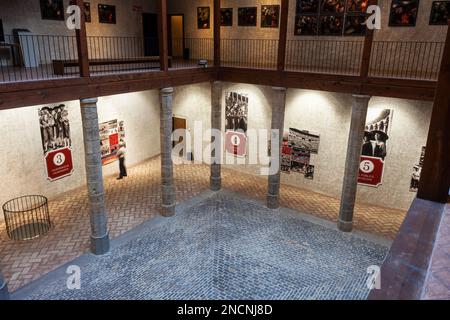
[221,8,233,26]
[429,1,450,25]
[296,0,320,14]
[344,14,367,35]
[98,4,116,24]
[319,15,344,35]
[346,0,369,12]
[197,7,210,29]
[261,5,280,28]
[40,0,65,21]
[321,0,346,14]
[388,0,420,27]
[238,7,257,26]
[84,2,91,23]
[294,15,319,35]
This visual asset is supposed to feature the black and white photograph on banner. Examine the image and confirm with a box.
[38,104,71,155]
[225,92,248,132]
[362,109,393,161]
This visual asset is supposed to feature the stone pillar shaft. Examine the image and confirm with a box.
[0,272,9,300]
[210,81,222,191]
[338,95,371,232]
[267,87,287,209]
[160,87,175,216]
[80,98,110,255]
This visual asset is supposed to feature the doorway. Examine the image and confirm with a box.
[172,116,188,159]
[142,13,159,56]
[168,15,185,58]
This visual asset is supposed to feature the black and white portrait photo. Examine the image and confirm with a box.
[39,104,71,155]
[225,92,248,133]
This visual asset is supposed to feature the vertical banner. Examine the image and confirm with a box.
[358,109,393,187]
[225,92,248,157]
[99,119,126,165]
[38,104,74,181]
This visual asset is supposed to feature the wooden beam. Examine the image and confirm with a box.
[219,67,436,101]
[277,0,289,71]
[71,0,89,77]
[417,22,450,203]
[214,0,221,67]
[158,0,169,72]
[0,68,219,110]
[360,0,377,78]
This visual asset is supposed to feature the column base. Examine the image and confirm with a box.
[337,219,353,233]
[161,204,176,217]
[210,176,221,191]
[267,193,279,209]
[0,281,9,301]
[90,232,110,255]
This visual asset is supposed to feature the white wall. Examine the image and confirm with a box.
[0,90,161,220]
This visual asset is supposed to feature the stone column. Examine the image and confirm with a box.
[80,98,110,255]
[267,87,287,209]
[338,95,371,232]
[210,81,222,191]
[160,88,175,216]
[0,272,9,300]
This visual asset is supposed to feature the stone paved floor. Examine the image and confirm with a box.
[0,156,406,292]
[422,204,450,300]
[13,191,389,300]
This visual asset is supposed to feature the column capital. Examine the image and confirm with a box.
[272,87,287,92]
[352,94,371,100]
[80,97,98,105]
[212,80,222,85]
[160,87,174,95]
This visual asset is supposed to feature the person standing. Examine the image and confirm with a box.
[116,142,127,180]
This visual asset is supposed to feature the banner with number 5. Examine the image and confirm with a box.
[358,156,385,188]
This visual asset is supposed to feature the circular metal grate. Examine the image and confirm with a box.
[2,195,52,241]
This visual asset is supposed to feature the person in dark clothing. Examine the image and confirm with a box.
[116,142,127,180]
[362,132,374,157]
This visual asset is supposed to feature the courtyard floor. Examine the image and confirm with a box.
[0,156,406,292]
[13,190,389,300]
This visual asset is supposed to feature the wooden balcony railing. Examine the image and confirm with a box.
[221,39,279,70]
[369,41,445,81]
[0,34,445,84]
[286,39,364,76]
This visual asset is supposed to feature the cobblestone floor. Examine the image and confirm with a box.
[13,191,389,300]
[0,156,406,292]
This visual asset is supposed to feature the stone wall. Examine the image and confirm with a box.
[0,90,161,219]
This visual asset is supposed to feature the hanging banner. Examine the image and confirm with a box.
[39,104,74,181]
[225,92,248,157]
[358,109,393,187]
[358,156,385,187]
